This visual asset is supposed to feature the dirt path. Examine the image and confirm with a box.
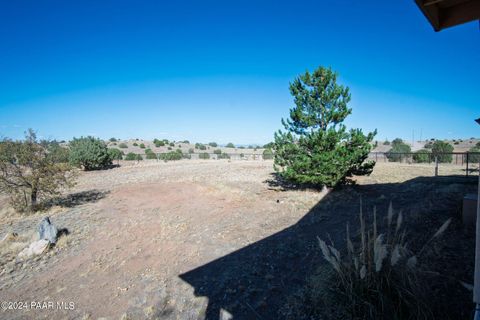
[0,161,326,319]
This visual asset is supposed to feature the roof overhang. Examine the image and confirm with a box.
[415,0,480,31]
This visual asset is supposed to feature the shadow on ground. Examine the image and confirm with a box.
[44,189,109,209]
[180,175,478,320]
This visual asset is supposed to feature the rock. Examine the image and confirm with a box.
[37,217,58,244]
[18,239,50,259]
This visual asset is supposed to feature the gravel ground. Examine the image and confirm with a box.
[0,160,477,319]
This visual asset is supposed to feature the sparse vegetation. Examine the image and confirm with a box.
[188,148,194,154]
[316,202,451,319]
[118,142,128,148]
[213,149,222,155]
[0,130,76,212]
[274,66,376,187]
[69,136,112,170]
[383,140,390,145]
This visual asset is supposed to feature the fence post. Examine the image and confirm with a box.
[467,152,470,177]
[435,156,438,177]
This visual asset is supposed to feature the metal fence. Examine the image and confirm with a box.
[124,151,480,176]
[126,152,273,161]
[368,152,480,176]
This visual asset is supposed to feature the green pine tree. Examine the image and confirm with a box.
[274,66,376,187]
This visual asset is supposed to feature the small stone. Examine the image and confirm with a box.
[18,239,50,259]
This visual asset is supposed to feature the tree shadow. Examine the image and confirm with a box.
[43,189,109,209]
[180,175,478,320]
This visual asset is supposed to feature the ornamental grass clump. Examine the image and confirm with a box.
[317,201,451,319]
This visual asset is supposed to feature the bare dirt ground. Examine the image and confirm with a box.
[0,160,478,319]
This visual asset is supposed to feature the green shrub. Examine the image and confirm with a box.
[169,142,174,147]
[240,153,245,158]
[108,148,124,161]
[145,152,157,160]
[182,140,190,144]
[413,149,431,163]
[431,140,453,163]
[125,152,142,161]
[133,142,138,146]
[69,136,112,170]
[454,141,459,145]
[109,137,117,142]
[167,147,172,150]
[209,142,218,147]
[139,143,146,149]
[195,143,206,150]
[159,151,182,161]
[386,139,411,162]
[199,152,210,159]
[188,148,194,154]
[469,146,480,163]
[45,141,70,163]
[263,148,274,160]
[153,139,165,147]
[383,140,390,145]
[213,149,222,155]
[218,152,230,159]
[225,143,235,148]
[476,141,480,147]
[118,143,128,148]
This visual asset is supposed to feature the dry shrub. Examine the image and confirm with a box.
[316,201,451,320]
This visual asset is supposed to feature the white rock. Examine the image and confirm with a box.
[18,239,50,259]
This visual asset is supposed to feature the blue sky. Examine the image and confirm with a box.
[0,1,478,144]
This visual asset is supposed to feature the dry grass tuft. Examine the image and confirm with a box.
[316,201,451,319]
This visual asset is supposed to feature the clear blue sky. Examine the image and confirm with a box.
[0,1,478,144]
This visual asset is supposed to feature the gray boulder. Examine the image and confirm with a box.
[37,217,58,244]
